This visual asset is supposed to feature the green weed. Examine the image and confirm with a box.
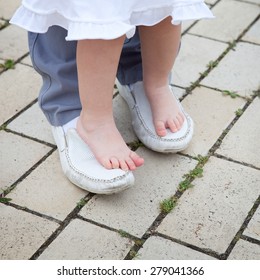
[0,197,12,203]
[160,198,177,214]
[235,108,243,116]
[0,59,15,70]
[222,90,239,99]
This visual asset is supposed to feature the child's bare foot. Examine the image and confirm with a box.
[145,85,185,137]
[76,115,144,171]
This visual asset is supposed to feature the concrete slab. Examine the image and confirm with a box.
[242,0,260,4]
[157,156,260,254]
[228,239,260,260]
[0,131,51,189]
[7,151,87,220]
[205,0,218,4]
[7,103,55,145]
[38,219,134,260]
[0,204,58,259]
[0,19,7,28]
[242,19,260,45]
[172,34,227,87]
[190,0,259,42]
[0,0,20,19]
[173,86,186,99]
[80,148,197,237]
[0,25,28,60]
[244,207,260,242]
[201,43,260,97]
[20,55,33,67]
[138,236,216,260]
[216,98,260,169]
[0,64,41,124]
[0,58,4,73]
[181,87,246,156]
[113,95,138,144]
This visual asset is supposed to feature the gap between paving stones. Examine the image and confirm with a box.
[1,147,56,197]
[29,192,94,260]
[180,0,222,37]
[1,2,259,260]
[183,12,260,96]
[211,93,260,172]
[0,97,38,130]
[241,234,260,247]
[222,195,260,259]
[122,93,260,260]
[4,127,56,149]
[123,156,260,260]
[0,53,29,72]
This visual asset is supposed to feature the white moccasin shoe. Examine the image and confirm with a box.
[51,126,135,194]
[117,81,194,153]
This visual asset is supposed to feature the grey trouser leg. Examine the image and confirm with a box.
[28,26,142,126]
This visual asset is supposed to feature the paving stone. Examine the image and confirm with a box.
[0,25,28,60]
[172,86,186,99]
[0,64,41,124]
[181,87,245,156]
[20,55,33,67]
[7,103,55,145]
[0,204,58,259]
[0,0,20,19]
[0,19,7,28]
[216,98,260,169]
[39,219,133,260]
[7,152,86,220]
[190,0,259,42]
[242,19,260,45]
[0,131,51,189]
[172,34,227,87]
[80,148,197,237]
[243,0,260,4]
[244,207,260,241]
[0,58,4,74]
[228,239,260,260]
[138,236,216,260]
[113,95,138,144]
[201,43,260,97]
[181,20,196,33]
[205,0,218,4]
[157,157,260,254]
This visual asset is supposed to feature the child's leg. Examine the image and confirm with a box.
[139,17,185,137]
[76,37,144,170]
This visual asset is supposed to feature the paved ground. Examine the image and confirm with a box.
[0,0,260,260]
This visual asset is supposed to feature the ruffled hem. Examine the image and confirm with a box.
[10,3,214,40]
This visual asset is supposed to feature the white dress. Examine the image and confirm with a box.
[11,0,214,40]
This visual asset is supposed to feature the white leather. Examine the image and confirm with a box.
[52,126,134,194]
[117,81,194,153]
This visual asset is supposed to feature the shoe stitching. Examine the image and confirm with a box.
[64,150,131,184]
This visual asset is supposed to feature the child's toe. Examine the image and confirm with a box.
[155,120,167,137]
[126,158,136,170]
[100,158,113,169]
[130,151,144,167]
[110,157,120,169]
[118,159,129,171]
[167,119,178,133]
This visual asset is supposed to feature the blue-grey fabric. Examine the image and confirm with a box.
[28,26,142,126]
